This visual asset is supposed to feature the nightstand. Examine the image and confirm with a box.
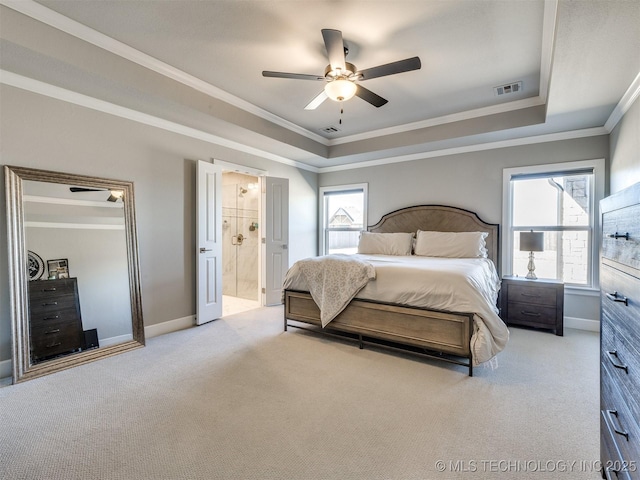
[500,276,564,336]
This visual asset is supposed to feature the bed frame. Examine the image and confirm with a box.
[283,205,499,376]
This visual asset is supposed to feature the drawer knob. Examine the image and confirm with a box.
[520,311,542,317]
[606,291,629,306]
[43,315,59,321]
[607,232,629,240]
[41,302,58,306]
[45,342,62,348]
[606,350,629,374]
[42,287,57,292]
[45,329,61,334]
[605,409,629,441]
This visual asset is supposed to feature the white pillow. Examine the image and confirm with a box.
[357,232,414,256]
[414,230,488,258]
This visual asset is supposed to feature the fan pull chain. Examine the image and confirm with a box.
[339,104,344,125]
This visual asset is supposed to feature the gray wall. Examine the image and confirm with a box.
[0,85,318,364]
[320,135,610,324]
[610,96,640,194]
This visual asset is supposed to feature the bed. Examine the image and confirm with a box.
[282,205,509,376]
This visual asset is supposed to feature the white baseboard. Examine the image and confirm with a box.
[100,334,134,348]
[565,316,600,332]
[144,315,195,339]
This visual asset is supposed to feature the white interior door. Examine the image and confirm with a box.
[264,177,289,306]
[196,160,223,325]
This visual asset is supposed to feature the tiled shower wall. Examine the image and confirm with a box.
[222,172,259,301]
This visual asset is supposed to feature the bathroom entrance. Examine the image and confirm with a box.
[222,172,261,315]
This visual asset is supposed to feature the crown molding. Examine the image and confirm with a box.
[604,71,640,132]
[0,70,320,173]
[318,126,609,173]
[328,96,545,146]
[0,0,329,146]
[1,0,559,149]
[0,70,615,176]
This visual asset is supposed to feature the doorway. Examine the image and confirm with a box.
[222,172,261,316]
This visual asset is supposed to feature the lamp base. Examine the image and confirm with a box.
[526,251,537,279]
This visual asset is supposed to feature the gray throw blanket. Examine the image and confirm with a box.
[296,254,376,327]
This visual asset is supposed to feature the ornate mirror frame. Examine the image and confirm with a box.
[5,166,145,383]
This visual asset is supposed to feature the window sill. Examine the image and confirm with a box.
[565,285,600,297]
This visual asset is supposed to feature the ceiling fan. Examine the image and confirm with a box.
[69,187,123,202]
[262,29,421,110]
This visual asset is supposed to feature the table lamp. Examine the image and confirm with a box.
[520,230,544,279]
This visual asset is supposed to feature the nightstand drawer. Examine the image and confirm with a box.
[507,302,557,326]
[507,284,557,306]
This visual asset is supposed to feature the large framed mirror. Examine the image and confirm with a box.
[5,166,144,383]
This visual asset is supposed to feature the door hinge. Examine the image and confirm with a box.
[261,288,266,294]
[261,237,266,244]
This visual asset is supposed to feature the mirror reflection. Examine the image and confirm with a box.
[5,166,144,383]
[24,180,133,364]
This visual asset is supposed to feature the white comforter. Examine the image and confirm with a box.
[283,254,509,365]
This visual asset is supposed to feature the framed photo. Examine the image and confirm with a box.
[47,258,69,279]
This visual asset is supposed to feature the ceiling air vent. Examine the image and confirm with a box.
[321,126,341,134]
[494,81,523,96]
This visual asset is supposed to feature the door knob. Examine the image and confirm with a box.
[199,247,212,253]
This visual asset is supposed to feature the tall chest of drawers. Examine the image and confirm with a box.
[28,277,84,362]
[600,182,640,480]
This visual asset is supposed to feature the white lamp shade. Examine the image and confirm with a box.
[324,79,357,102]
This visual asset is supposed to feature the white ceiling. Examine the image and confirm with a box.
[1,0,639,170]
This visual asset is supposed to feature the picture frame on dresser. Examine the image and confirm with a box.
[47,258,69,279]
[599,181,639,480]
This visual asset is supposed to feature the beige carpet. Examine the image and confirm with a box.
[0,306,600,480]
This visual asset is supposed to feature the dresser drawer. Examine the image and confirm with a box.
[507,284,557,306]
[601,366,640,473]
[601,410,635,480]
[29,279,78,301]
[506,302,557,326]
[31,328,83,360]
[601,318,640,420]
[30,295,79,320]
[602,203,640,271]
[602,265,640,348]
[30,315,81,336]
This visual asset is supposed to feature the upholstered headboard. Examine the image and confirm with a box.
[368,205,500,271]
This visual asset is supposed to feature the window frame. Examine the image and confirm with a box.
[502,159,605,292]
[319,183,368,256]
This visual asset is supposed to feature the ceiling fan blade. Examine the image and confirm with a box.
[357,56,422,81]
[69,187,103,192]
[355,85,388,108]
[262,71,325,81]
[304,90,329,110]
[321,29,346,71]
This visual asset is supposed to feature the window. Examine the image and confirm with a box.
[503,159,604,289]
[319,184,368,255]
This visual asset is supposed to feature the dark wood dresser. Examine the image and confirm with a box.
[600,182,640,480]
[28,277,84,362]
[500,276,564,336]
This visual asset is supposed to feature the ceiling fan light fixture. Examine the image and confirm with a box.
[324,79,357,102]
